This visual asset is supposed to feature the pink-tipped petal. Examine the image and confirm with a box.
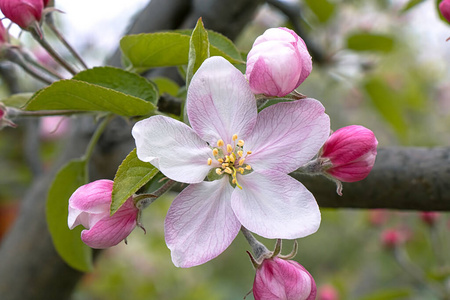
[68,179,113,229]
[245,99,330,174]
[232,170,320,239]
[81,198,138,249]
[187,56,257,145]
[132,115,213,184]
[165,178,240,268]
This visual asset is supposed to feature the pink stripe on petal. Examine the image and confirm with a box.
[187,56,257,145]
[132,115,213,184]
[232,170,320,239]
[244,99,330,174]
[165,178,240,268]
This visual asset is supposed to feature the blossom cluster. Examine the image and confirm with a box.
[67,27,378,299]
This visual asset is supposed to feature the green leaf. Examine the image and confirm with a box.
[304,0,336,23]
[1,93,33,108]
[111,148,159,215]
[25,80,156,116]
[400,0,426,13]
[46,159,93,272]
[186,18,210,87]
[347,32,395,53]
[364,77,408,140]
[120,30,243,72]
[73,66,158,105]
[152,77,180,96]
[358,288,412,300]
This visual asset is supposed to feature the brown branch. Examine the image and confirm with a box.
[291,147,450,211]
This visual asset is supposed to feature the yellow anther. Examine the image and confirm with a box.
[218,158,224,163]
[222,163,229,168]
[217,139,224,147]
[238,158,245,166]
[225,156,230,163]
[230,153,236,163]
[245,165,252,170]
[232,178,237,184]
[237,150,244,157]
[224,167,233,174]
[216,168,223,175]
[238,167,244,174]
[232,134,238,141]
[226,144,233,153]
[212,149,219,156]
[207,158,212,165]
[247,151,252,155]
[237,140,245,147]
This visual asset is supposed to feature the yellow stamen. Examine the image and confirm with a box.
[222,163,229,168]
[218,158,224,163]
[247,151,252,155]
[212,149,219,156]
[232,134,238,141]
[216,168,223,175]
[237,140,244,147]
[207,158,212,165]
[238,167,244,174]
[245,165,252,170]
[237,150,243,157]
[225,156,230,163]
[224,167,232,174]
[230,153,236,163]
[226,144,233,153]
[239,158,245,166]
[232,178,237,184]
[217,139,224,147]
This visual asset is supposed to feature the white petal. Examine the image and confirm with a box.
[244,98,330,174]
[187,56,257,145]
[231,170,320,239]
[132,115,213,184]
[165,178,240,268]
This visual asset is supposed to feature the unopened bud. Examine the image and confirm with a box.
[440,0,450,23]
[0,0,43,29]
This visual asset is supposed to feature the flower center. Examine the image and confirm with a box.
[207,134,253,189]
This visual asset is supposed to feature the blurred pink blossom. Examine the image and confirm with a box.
[318,284,339,300]
[39,116,69,140]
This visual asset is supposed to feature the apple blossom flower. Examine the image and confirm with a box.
[253,257,316,300]
[39,116,69,140]
[321,125,377,183]
[68,179,139,249]
[0,0,43,29]
[246,27,312,97]
[440,0,450,23]
[132,56,330,267]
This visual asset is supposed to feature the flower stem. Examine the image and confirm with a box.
[44,13,88,70]
[8,108,88,118]
[4,48,53,85]
[20,48,64,80]
[29,27,78,75]
[241,226,269,260]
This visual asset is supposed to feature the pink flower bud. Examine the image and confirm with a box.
[419,211,440,227]
[440,0,450,23]
[381,228,411,249]
[0,0,43,29]
[253,257,316,300]
[318,284,339,300]
[321,125,378,182]
[68,179,138,249]
[246,27,312,97]
[0,20,8,46]
[0,104,17,129]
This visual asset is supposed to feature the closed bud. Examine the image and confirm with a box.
[246,27,312,97]
[253,257,316,300]
[0,104,17,129]
[0,0,43,29]
[419,211,440,227]
[68,179,139,249]
[440,0,450,23]
[321,125,377,182]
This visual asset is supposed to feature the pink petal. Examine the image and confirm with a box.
[81,198,138,249]
[187,56,257,145]
[244,99,330,174]
[165,178,241,267]
[68,179,113,229]
[132,115,213,184]
[232,170,320,239]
